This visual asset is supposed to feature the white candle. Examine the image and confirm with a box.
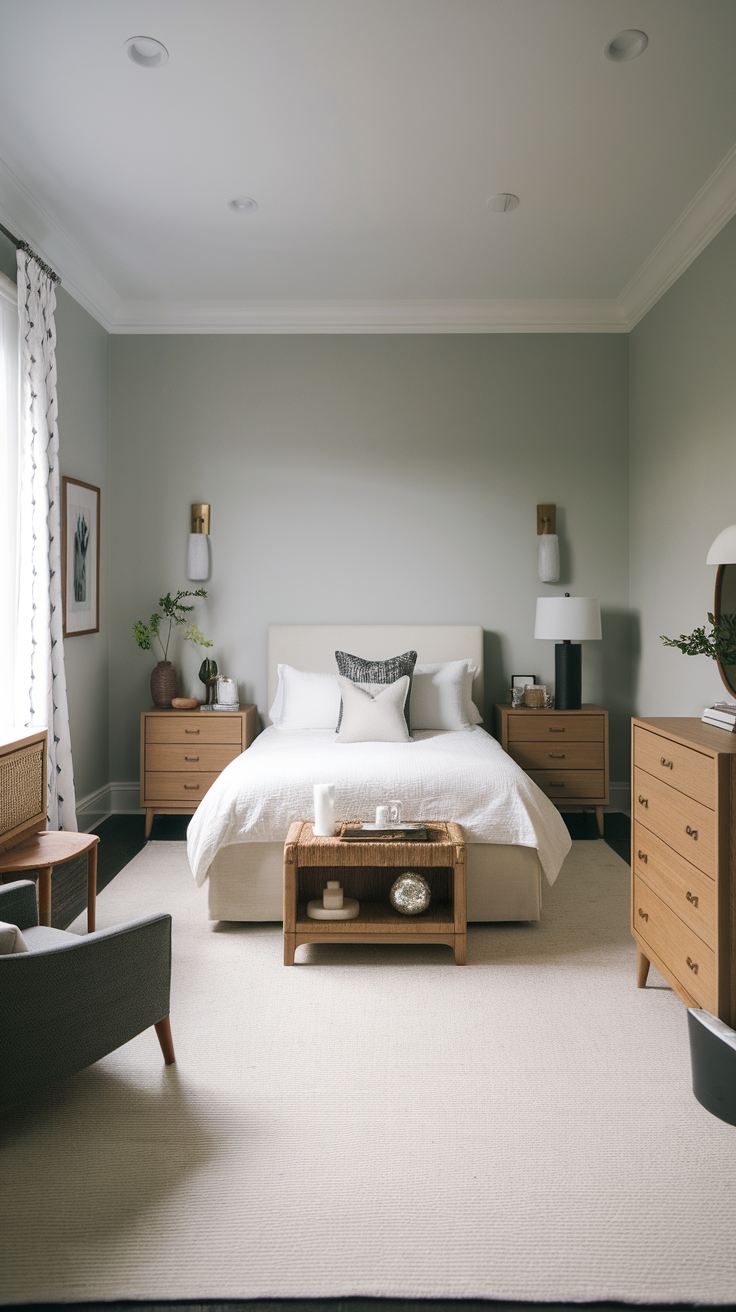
[313,783,335,836]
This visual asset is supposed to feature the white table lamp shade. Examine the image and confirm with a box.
[535,596,602,642]
[706,525,736,565]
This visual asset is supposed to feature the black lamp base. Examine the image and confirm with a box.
[555,641,581,710]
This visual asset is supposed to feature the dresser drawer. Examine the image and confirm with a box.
[145,717,242,745]
[143,771,220,803]
[634,726,715,808]
[633,767,715,877]
[633,821,716,947]
[146,744,241,772]
[510,741,604,771]
[508,714,603,743]
[633,873,716,1011]
[528,769,605,800]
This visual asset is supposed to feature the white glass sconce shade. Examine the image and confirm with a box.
[706,525,736,564]
[187,532,208,580]
[538,533,560,583]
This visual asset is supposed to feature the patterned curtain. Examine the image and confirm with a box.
[15,250,76,831]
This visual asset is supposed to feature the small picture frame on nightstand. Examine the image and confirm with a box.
[512,675,535,689]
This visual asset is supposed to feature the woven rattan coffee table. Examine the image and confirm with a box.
[283,820,466,965]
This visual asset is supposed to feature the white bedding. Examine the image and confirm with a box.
[187,725,571,888]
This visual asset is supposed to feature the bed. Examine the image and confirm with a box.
[187,624,571,922]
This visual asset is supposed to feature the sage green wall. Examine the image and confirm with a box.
[630,214,736,716]
[109,333,631,783]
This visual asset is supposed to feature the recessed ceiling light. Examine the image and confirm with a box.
[228,197,258,213]
[124,35,169,68]
[604,29,648,61]
[486,194,519,213]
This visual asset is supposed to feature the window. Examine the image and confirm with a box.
[0,270,19,726]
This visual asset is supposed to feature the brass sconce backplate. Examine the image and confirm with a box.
[191,503,210,535]
[537,504,556,535]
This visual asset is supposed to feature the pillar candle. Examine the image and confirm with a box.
[313,783,335,836]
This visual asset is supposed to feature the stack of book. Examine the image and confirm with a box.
[702,702,736,732]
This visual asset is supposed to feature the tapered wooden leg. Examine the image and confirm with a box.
[87,843,97,933]
[454,934,467,965]
[637,946,650,989]
[154,1016,176,1064]
[595,805,604,837]
[284,933,296,965]
[37,865,52,926]
[145,809,155,839]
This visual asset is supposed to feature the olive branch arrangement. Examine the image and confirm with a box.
[133,589,213,661]
[661,612,736,666]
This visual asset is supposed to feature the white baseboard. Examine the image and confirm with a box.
[75,779,632,832]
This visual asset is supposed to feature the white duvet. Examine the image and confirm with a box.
[187,725,572,888]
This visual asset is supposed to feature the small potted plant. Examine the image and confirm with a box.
[134,589,213,707]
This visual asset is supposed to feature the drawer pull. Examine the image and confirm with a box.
[637,907,649,922]
[637,851,648,863]
[185,728,201,735]
[638,795,648,808]
[548,752,565,759]
[686,957,699,975]
[549,727,565,733]
[686,891,699,908]
[548,782,565,788]
[185,755,200,761]
[184,783,200,790]
[685,825,698,841]
[660,757,673,769]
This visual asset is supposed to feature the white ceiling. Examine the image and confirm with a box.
[0,0,735,332]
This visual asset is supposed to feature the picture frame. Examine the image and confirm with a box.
[62,476,100,637]
[512,675,535,689]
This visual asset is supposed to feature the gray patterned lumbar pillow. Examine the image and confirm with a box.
[335,675,411,744]
[334,649,418,731]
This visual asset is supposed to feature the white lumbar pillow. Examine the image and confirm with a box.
[335,675,411,744]
[0,920,29,954]
[411,660,483,731]
[269,664,341,730]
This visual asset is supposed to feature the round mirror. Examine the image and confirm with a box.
[714,564,736,696]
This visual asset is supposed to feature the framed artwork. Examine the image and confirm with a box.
[512,675,535,689]
[62,476,100,637]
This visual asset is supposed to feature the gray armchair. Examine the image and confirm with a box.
[1,879,175,1109]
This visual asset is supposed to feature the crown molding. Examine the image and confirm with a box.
[110,297,627,334]
[619,142,736,329]
[0,154,120,331]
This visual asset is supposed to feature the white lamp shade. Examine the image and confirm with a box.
[187,532,209,580]
[535,596,602,641]
[706,525,736,565]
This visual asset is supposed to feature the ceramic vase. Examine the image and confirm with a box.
[150,660,178,708]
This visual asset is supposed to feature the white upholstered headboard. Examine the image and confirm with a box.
[267,625,484,723]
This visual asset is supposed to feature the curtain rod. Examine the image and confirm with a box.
[0,221,61,285]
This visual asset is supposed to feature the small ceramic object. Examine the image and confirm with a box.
[523,685,547,708]
[375,804,390,826]
[307,881,359,920]
[150,661,177,708]
[171,697,198,710]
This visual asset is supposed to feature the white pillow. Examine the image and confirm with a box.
[269,664,341,730]
[335,675,411,744]
[411,660,483,731]
[0,920,29,954]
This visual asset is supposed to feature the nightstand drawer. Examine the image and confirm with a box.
[143,771,220,802]
[633,767,715,877]
[510,741,604,771]
[633,821,715,946]
[633,873,716,1011]
[528,769,605,800]
[146,744,241,772]
[507,714,603,743]
[634,726,715,809]
[145,717,243,745]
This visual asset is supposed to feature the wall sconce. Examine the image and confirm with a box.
[537,504,560,583]
[187,503,210,581]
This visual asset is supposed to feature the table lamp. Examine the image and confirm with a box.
[534,595,602,710]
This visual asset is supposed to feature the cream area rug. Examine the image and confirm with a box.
[2,838,736,1306]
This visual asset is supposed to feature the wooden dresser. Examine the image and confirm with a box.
[632,717,736,1024]
[140,705,258,837]
[495,704,609,835]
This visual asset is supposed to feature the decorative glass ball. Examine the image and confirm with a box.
[390,872,431,916]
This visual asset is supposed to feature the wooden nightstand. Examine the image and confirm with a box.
[494,703,609,835]
[140,705,258,838]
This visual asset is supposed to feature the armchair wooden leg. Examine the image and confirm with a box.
[37,865,52,926]
[87,843,97,933]
[155,1015,176,1064]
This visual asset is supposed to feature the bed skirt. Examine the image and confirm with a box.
[206,841,542,923]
